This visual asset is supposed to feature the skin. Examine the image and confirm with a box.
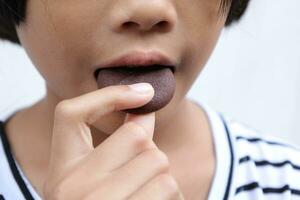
[5,0,227,199]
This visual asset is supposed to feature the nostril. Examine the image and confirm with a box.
[121,20,170,32]
[157,21,168,28]
[155,21,171,32]
[110,1,177,34]
[122,21,139,29]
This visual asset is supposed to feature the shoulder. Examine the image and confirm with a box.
[223,116,300,199]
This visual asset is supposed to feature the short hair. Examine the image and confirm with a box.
[0,0,249,46]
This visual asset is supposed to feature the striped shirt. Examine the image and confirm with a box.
[1,103,300,200]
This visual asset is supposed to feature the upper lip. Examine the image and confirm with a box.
[94,51,178,78]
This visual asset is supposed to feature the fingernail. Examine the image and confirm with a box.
[128,83,153,94]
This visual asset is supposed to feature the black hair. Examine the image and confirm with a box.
[0,0,249,46]
[0,0,27,44]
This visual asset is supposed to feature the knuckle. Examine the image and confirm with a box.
[156,173,180,198]
[147,149,170,171]
[54,100,76,118]
[126,122,151,150]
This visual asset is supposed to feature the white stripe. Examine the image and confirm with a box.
[235,139,300,166]
[231,121,300,151]
[236,160,300,190]
[235,188,300,200]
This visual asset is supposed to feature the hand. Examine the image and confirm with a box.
[43,83,184,200]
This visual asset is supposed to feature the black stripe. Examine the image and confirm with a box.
[239,155,300,170]
[0,121,35,200]
[236,182,300,196]
[236,182,259,194]
[219,115,235,200]
[264,185,300,195]
[0,194,5,200]
[236,136,299,150]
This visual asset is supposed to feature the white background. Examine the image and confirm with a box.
[1,0,300,145]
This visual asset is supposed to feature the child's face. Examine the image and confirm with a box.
[16,0,226,133]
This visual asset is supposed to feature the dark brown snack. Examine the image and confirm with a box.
[96,66,176,114]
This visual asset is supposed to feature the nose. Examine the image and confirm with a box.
[110,0,177,33]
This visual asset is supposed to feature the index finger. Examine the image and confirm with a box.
[50,83,154,169]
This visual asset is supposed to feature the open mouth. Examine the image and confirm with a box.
[94,64,175,80]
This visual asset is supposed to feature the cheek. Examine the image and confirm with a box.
[16,0,100,99]
[45,2,100,52]
[178,3,225,92]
